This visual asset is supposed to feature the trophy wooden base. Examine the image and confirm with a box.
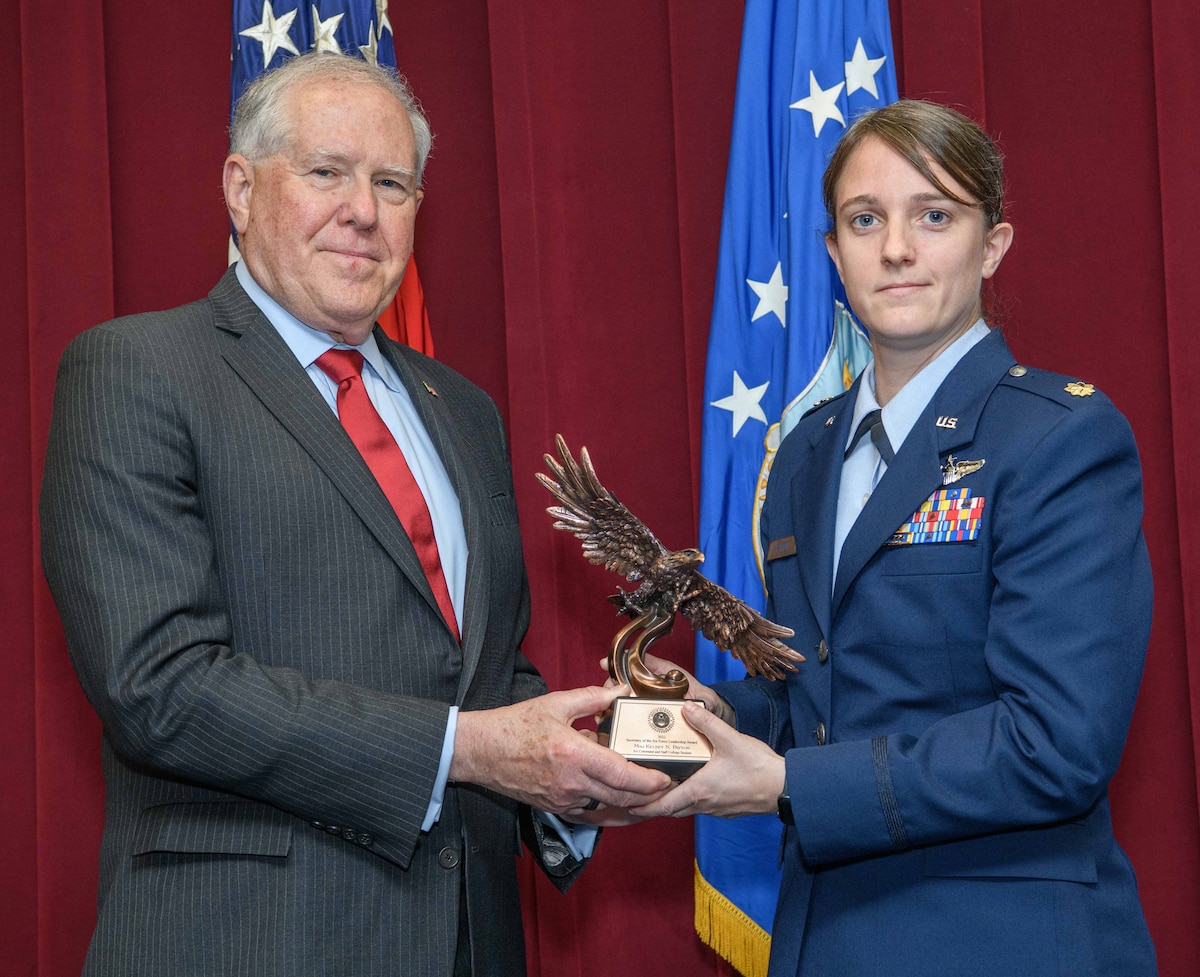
[602,696,711,781]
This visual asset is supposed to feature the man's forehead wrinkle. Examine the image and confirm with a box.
[297,147,415,176]
[300,146,346,164]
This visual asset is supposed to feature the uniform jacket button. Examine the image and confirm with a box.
[438,846,461,869]
[815,722,827,746]
[816,639,829,664]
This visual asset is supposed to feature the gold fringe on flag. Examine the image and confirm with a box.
[694,860,772,977]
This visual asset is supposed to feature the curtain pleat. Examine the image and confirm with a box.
[16,0,115,974]
[4,1,1197,975]
[1148,0,1200,963]
[481,2,741,972]
[1152,0,1200,783]
[895,0,985,116]
[0,6,36,969]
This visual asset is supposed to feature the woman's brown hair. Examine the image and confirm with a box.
[822,100,1005,233]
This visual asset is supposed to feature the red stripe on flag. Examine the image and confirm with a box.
[378,254,434,357]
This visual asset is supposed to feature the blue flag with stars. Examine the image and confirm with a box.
[233,1,396,112]
[694,3,896,974]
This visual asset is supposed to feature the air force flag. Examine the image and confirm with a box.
[694,3,897,975]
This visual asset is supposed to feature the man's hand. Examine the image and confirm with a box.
[630,702,785,819]
[451,685,671,817]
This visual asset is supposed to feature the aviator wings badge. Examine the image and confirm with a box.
[941,454,985,485]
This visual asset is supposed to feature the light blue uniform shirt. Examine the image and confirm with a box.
[236,263,594,856]
[834,319,990,582]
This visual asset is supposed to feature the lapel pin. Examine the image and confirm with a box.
[935,416,958,429]
[824,416,836,427]
[422,381,439,397]
[941,454,985,485]
[1065,381,1095,397]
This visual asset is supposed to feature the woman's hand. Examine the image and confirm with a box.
[630,701,786,820]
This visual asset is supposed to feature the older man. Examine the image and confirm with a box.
[40,52,666,977]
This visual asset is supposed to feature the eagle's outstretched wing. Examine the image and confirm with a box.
[679,577,802,680]
[535,434,665,583]
[538,435,804,680]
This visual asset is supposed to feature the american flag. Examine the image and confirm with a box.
[230,1,433,353]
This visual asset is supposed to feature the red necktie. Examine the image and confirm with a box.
[316,348,460,641]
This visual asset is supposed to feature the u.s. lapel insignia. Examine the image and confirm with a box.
[422,380,439,397]
[941,454,985,485]
[935,416,958,429]
[824,416,836,427]
[1065,381,1094,397]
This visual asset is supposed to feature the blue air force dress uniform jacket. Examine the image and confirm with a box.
[716,328,1157,977]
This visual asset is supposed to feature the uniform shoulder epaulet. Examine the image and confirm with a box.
[999,363,1109,408]
[800,389,849,420]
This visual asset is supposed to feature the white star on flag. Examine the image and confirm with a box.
[711,371,770,437]
[790,70,845,137]
[311,6,344,53]
[359,28,380,64]
[747,261,788,327]
[375,0,392,40]
[844,38,887,98]
[240,2,300,66]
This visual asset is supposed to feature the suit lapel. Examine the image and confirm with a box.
[831,329,1015,616]
[210,271,443,627]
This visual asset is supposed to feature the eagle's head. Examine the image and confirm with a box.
[667,547,704,571]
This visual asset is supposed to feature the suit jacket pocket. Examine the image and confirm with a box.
[486,489,520,527]
[880,542,982,575]
[924,820,1096,883]
[131,800,293,858]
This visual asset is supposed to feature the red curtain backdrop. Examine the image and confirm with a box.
[5,2,1198,975]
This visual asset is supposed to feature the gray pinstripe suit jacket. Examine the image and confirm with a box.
[41,269,568,976]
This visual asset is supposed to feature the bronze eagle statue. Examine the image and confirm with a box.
[537,435,803,680]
